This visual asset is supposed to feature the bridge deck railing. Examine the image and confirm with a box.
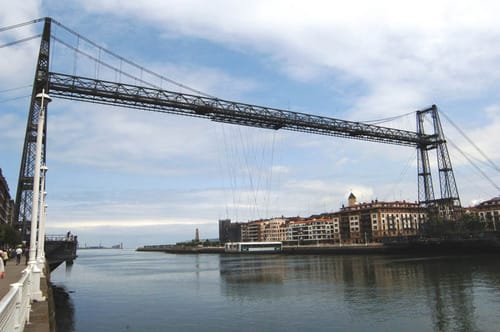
[46,233,76,242]
[0,265,33,332]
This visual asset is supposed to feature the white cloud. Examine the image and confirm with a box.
[0,2,42,87]
[271,165,290,174]
[47,102,223,174]
[146,62,259,100]
[0,112,25,142]
[0,1,40,28]
[119,2,498,103]
[48,217,215,229]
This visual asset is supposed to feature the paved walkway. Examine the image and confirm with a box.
[1,261,51,332]
[0,261,28,296]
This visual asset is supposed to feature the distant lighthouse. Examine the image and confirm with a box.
[195,228,200,242]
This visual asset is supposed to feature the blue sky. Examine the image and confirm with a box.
[1,1,499,248]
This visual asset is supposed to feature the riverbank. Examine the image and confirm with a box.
[137,238,500,255]
[137,246,225,254]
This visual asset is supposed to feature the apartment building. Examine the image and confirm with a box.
[241,220,265,242]
[218,193,441,245]
[240,218,288,242]
[334,196,426,243]
[0,168,15,225]
[468,197,500,230]
[287,216,335,242]
[262,218,287,241]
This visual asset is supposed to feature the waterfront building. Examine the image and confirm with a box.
[332,193,426,243]
[262,218,287,241]
[218,219,242,244]
[285,194,426,244]
[467,197,500,231]
[286,217,305,242]
[241,220,265,242]
[217,194,500,246]
[0,168,15,225]
[239,218,289,242]
[287,216,335,242]
[240,217,288,242]
[219,193,428,245]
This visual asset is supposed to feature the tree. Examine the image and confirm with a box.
[0,224,22,247]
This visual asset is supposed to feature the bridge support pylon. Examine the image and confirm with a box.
[14,17,51,242]
[416,105,462,221]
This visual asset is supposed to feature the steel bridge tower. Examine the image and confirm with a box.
[13,18,463,236]
[14,18,51,239]
[417,105,461,221]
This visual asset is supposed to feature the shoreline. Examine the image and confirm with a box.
[137,238,500,255]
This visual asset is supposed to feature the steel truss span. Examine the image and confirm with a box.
[46,73,461,217]
[47,73,432,148]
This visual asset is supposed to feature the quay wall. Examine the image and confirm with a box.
[137,246,225,254]
[137,239,500,255]
[22,263,54,332]
[137,244,388,255]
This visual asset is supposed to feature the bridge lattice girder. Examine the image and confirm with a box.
[46,73,461,216]
[47,72,434,148]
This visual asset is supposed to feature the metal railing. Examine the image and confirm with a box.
[45,233,76,242]
[0,265,33,331]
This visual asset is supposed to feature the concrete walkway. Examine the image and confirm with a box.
[0,262,27,296]
[1,261,51,332]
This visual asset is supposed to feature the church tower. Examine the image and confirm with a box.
[348,192,357,207]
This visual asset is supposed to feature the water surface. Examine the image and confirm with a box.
[51,249,500,331]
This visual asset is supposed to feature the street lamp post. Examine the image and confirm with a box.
[29,89,51,302]
[37,165,48,267]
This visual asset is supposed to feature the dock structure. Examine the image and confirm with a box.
[45,235,78,271]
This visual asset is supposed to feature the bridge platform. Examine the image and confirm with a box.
[1,263,51,332]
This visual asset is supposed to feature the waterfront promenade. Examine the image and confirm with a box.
[0,263,50,332]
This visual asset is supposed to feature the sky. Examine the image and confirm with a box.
[0,0,499,248]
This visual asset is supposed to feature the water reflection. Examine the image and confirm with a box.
[65,261,73,277]
[219,254,500,331]
[52,284,75,332]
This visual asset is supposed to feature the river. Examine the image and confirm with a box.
[50,249,500,331]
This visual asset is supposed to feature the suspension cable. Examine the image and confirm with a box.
[0,94,32,103]
[0,34,41,48]
[360,111,415,125]
[52,36,162,90]
[50,18,214,98]
[447,139,500,192]
[0,85,32,93]
[0,18,45,33]
[440,109,500,173]
[381,150,416,201]
[423,116,499,192]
